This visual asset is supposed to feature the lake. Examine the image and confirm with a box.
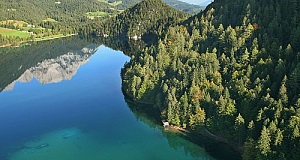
[0,37,235,160]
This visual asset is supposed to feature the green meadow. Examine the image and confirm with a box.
[0,27,30,38]
[86,11,109,17]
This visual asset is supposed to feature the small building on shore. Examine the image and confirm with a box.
[162,120,169,128]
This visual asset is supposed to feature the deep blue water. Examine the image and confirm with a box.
[0,40,215,160]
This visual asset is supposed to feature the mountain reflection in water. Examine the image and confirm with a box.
[3,45,98,91]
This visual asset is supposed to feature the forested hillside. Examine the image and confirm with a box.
[93,0,188,39]
[110,0,202,14]
[121,0,300,159]
[0,0,201,24]
[0,0,202,46]
[0,0,116,46]
[0,0,113,24]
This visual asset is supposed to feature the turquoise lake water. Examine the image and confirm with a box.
[0,39,216,160]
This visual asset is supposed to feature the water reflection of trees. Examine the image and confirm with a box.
[0,36,145,92]
[125,99,214,159]
[84,36,146,56]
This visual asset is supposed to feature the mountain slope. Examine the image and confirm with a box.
[163,0,203,14]
[95,0,189,39]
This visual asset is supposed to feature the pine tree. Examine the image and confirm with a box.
[257,126,271,156]
[248,120,255,136]
[274,129,283,146]
[251,38,259,63]
[235,113,245,144]
[278,75,288,106]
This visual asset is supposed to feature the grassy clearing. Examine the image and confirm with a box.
[86,11,111,19]
[0,27,30,38]
[86,11,109,17]
[43,18,58,22]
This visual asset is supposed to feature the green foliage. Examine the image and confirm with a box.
[189,107,206,128]
[0,0,119,45]
[107,0,203,14]
[0,0,113,24]
[162,0,203,15]
[0,0,201,45]
[257,126,271,156]
[121,0,300,159]
[94,0,188,39]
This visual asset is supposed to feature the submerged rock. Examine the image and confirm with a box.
[33,143,49,149]
[23,143,49,150]
[62,130,79,139]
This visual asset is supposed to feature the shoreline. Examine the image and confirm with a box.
[165,121,242,154]
[125,94,243,156]
[0,34,77,48]
[33,34,78,42]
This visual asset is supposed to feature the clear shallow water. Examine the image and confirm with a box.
[0,40,215,160]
